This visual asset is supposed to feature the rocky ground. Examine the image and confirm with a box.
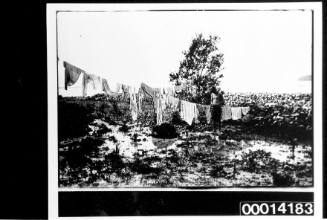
[59,117,312,188]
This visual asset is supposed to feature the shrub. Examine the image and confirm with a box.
[209,165,227,178]
[58,101,94,140]
[272,172,294,186]
[61,137,104,169]
[171,111,184,125]
[104,150,126,174]
[152,123,178,139]
[241,150,274,173]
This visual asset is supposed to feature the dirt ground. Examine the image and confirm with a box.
[59,118,312,188]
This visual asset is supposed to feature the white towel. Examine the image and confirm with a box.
[116,83,123,94]
[221,106,232,121]
[241,107,250,116]
[83,74,103,96]
[129,87,138,121]
[154,92,163,125]
[180,100,198,125]
[231,107,242,120]
[138,90,144,112]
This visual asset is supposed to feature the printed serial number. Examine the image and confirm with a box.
[240,202,314,215]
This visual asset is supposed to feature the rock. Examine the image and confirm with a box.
[152,123,178,139]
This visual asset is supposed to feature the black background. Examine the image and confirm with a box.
[1,0,325,219]
[59,191,313,216]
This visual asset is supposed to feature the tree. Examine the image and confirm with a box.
[169,34,224,105]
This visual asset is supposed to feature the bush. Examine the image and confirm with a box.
[58,101,94,140]
[209,165,227,178]
[272,172,294,186]
[171,111,186,125]
[129,157,162,175]
[152,123,178,139]
[241,150,274,173]
[104,150,126,174]
[61,137,104,169]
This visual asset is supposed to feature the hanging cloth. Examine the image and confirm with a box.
[231,107,242,120]
[167,95,180,111]
[221,106,232,121]
[153,91,163,125]
[141,82,155,98]
[129,87,138,121]
[160,89,167,111]
[166,87,175,96]
[133,84,141,112]
[102,78,110,94]
[82,73,91,97]
[205,105,211,124]
[63,61,84,90]
[116,83,123,94]
[137,87,144,112]
[102,78,119,96]
[92,75,102,90]
[180,100,198,125]
[82,73,102,96]
[241,107,250,116]
[122,84,131,100]
[194,105,200,124]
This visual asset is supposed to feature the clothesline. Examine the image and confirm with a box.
[151,91,250,125]
[62,60,250,125]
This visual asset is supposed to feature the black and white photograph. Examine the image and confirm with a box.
[56,7,315,189]
[46,2,325,218]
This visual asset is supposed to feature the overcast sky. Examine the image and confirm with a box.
[57,10,312,96]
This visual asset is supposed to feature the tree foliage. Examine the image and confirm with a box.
[169,34,224,104]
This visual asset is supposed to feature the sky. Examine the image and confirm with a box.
[57,10,312,96]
